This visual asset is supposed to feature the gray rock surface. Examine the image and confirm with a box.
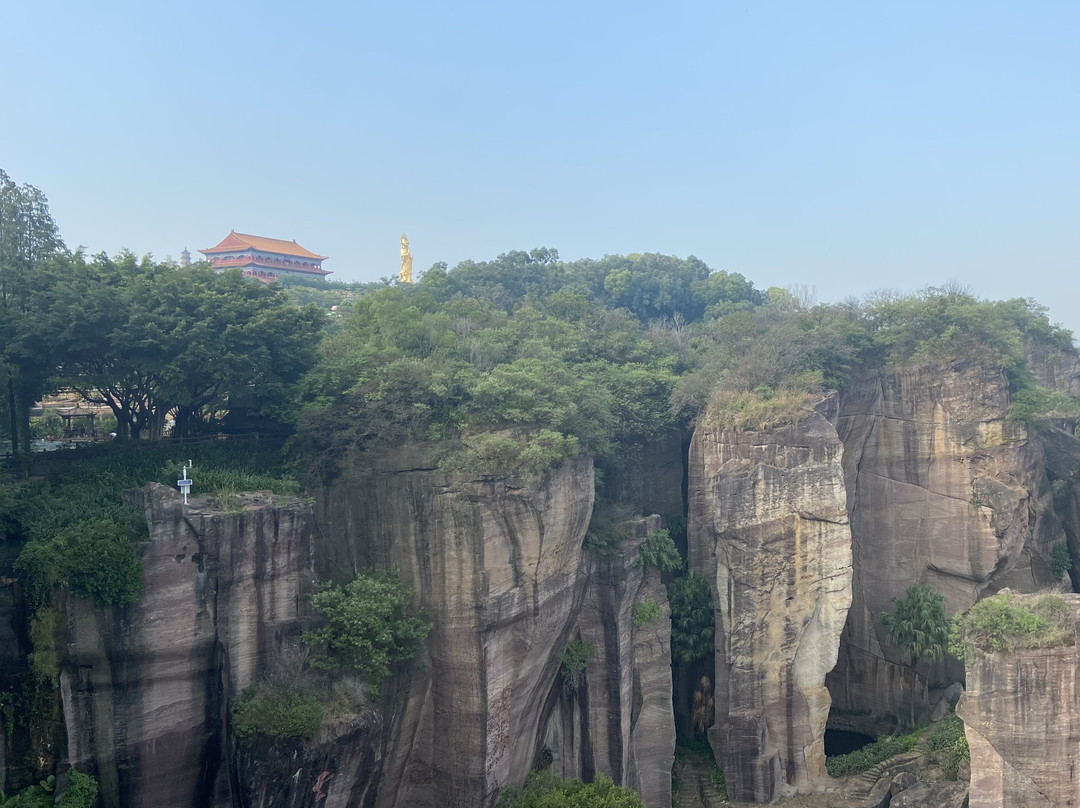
[688,399,852,802]
[828,362,1067,720]
[61,484,318,808]
[958,593,1080,808]
[316,444,674,808]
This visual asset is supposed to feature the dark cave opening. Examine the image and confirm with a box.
[824,729,875,757]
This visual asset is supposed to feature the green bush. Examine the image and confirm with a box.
[825,732,919,777]
[632,599,661,627]
[560,638,594,691]
[1049,543,1073,578]
[925,713,969,780]
[232,686,323,741]
[632,529,683,573]
[495,769,645,808]
[949,592,1072,662]
[301,569,431,699]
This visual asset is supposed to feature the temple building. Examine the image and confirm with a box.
[199,231,330,282]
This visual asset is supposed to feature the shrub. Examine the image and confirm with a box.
[949,592,1072,662]
[302,569,430,699]
[632,599,661,627]
[232,685,323,741]
[925,713,969,780]
[495,769,645,808]
[632,529,683,573]
[560,638,594,692]
[1049,543,1073,579]
[57,771,99,808]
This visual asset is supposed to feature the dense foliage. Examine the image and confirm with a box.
[1,772,98,808]
[495,769,645,808]
[301,569,431,699]
[949,592,1072,661]
[667,573,715,665]
[881,585,950,666]
[632,529,683,573]
[924,713,970,780]
[559,638,594,692]
[232,686,323,742]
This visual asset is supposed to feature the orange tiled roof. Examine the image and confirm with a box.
[199,230,327,260]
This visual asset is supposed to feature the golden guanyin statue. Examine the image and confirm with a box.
[400,233,414,284]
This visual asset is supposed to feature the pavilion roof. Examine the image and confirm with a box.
[199,230,327,260]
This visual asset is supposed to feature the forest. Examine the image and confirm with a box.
[3,169,1080,808]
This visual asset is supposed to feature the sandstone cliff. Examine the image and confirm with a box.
[315,445,674,808]
[958,592,1080,808]
[688,398,853,803]
[61,484,323,808]
[828,362,1067,719]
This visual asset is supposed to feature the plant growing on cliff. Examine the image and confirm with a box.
[1049,542,1073,579]
[667,573,714,664]
[949,592,1072,662]
[882,585,950,726]
[559,638,594,692]
[232,685,323,742]
[302,569,431,699]
[632,529,683,573]
[925,712,969,780]
[632,599,661,627]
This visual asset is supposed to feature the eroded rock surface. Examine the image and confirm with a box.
[61,484,319,808]
[317,445,674,808]
[958,592,1080,808]
[829,363,1067,719]
[688,400,852,802]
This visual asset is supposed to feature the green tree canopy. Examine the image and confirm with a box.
[301,569,431,699]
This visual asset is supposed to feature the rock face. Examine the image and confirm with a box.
[315,445,675,808]
[544,515,675,808]
[828,362,1066,719]
[958,593,1080,808]
[61,484,321,808]
[688,399,853,803]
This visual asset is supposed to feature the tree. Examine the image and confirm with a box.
[301,569,430,699]
[0,169,66,452]
[881,584,950,726]
[667,572,715,664]
[45,253,323,439]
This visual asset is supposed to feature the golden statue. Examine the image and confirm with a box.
[399,233,414,284]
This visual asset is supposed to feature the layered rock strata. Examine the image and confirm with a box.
[316,445,675,808]
[958,592,1080,808]
[828,363,1068,719]
[61,484,319,808]
[688,399,853,802]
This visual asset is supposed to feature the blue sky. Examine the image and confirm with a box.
[3,1,1078,331]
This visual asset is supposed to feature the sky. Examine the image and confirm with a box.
[2,1,1078,331]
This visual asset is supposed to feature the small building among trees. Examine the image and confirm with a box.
[199,231,329,282]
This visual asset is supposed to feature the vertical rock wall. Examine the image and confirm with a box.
[543,516,675,808]
[829,363,1065,718]
[61,484,319,808]
[688,401,852,802]
[958,593,1080,808]
[316,445,675,808]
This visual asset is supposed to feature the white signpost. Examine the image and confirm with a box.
[177,460,193,505]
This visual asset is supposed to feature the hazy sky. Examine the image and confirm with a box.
[3,2,1078,330]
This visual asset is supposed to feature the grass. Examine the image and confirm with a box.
[924,713,969,780]
[706,387,816,432]
[949,592,1074,662]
